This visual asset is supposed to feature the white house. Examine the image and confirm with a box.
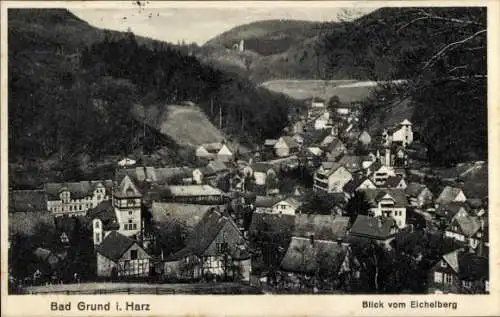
[382,119,414,147]
[251,163,277,186]
[45,180,113,217]
[362,188,408,228]
[314,112,331,130]
[271,197,302,215]
[370,164,396,186]
[217,144,234,162]
[405,183,434,207]
[274,136,299,158]
[436,186,467,205]
[313,162,353,194]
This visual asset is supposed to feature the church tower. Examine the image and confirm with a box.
[113,175,142,237]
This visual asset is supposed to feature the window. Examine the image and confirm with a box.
[440,261,447,268]
[95,221,100,229]
[69,206,73,211]
[133,223,137,230]
[463,280,472,288]
[445,274,453,285]
[129,211,133,215]
[95,233,100,244]
[130,250,138,260]
[216,242,228,253]
[434,272,443,283]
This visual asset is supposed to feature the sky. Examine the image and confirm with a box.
[70,5,376,45]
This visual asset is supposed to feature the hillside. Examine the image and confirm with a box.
[204,19,327,56]
[9,9,298,188]
[131,104,225,147]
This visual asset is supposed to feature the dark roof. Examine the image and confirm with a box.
[294,214,349,241]
[361,188,408,207]
[45,180,113,200]
[87,200,120,230]
[171,209,243,258]
[458,252,489,281]
[9,190,47,212]
[349,215,397,240]
[383,175,405,188]
[207,160,228,173]
[280,237,348,274]
[343,176,373,194]
[435,202,469,221]
[255,195,284,208]
[96,231,136,262]
[251,162,274,173]
[450,216,481,237]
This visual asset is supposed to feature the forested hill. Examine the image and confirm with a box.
[321,7,487,165]
[9,9,297,169]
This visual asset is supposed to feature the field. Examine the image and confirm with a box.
[132,104,225,147]
[260,79,375,102]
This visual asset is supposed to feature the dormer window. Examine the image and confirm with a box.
[440,261,447,268]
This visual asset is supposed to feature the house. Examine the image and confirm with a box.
[314,112,331,130]
[311,97,326,108]
[271,197,302,215]
[9,189,47,213]
[195,142,223,160]
[444,215,483,250]
[168,185,227,205]
[192,160,229,185]
[358,131,371,146]
[342,176,377,197]
[111,174,143,237]
[347,215,399,248]
[264,139,278,148]
[382,119,413,147]
[115,166,193,189]
[96,231,151,278]
[251,163,277,186]
[293,134,305,148]
[163,209,251,282]
[380,175,407,189]
[254,196,285,214]
[217,144,234,162]
[436,186,467,205]
[428,249,488,294]
[405,183,434,207]
[338,155,365,173]
[45,180,113,217]
[434,202,470,223]
[274,136,299,157]
[313,162,353,194]
[370,164,396,186]
[361,188,408,228]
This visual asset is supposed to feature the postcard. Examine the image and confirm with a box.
[1,0,499,316]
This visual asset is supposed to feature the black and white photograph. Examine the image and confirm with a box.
[3,0,493,305]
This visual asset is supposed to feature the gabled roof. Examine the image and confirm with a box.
[114,174,142,198]
[207,160,228,173]
[400,119,412,125]
[9,190,47,212]
[277,136,299,149]
[343,176,374,194]
[436,186,465,204]
[435,202,469,221]
[96,231,138,262]
[280,237,348,274]
[45,180,113,200]
[361,188,408,207]
[87,200,119,231]
[349,215,397,240]
[279,197,302,210]
[202,142,224,153]
[318,162,344,177]
[442,250,489,281]
[173,209,243,258]
[452,216,481,237]
[294,214,349,241]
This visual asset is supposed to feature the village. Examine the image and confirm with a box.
[8,96,489,295]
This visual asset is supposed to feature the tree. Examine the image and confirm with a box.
[298,190,336,215]
[265,173,279,195]
[344,191,372,225]
[321,8,486,165]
